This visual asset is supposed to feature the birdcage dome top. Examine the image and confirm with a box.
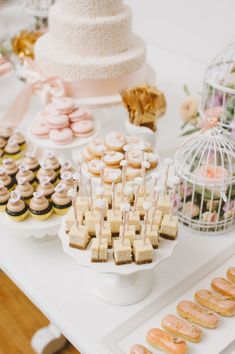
[175,125,235,187]
[204,42,235,95]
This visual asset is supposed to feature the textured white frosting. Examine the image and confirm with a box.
[49,4,132,56]
[56,0,123,17]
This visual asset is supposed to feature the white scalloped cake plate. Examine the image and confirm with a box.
[0,212,62,239]
[102,247,235,354]
[58,217,179,275]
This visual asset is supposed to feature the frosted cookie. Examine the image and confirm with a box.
[88,159,105,176]
[84,210,100,236]
[82,146,96,162]
[88,138,106,157]
[126,167,142,181]
[141,224,159,248]
[147,152,159,169]
[211,277,235,300]
[113,239,132,265]
[91,238,108,263]
[133,238,153,264]
[104,131,126,151]
[157,195,171,215]
[146,328,187,354]
[104,168,122,184]
[227,267,235,283]
[69,224,90,250]
[107,210,122,234]
[95,221,112,247]
[160,215,178,240]
[130,345,153,354]
[103,151,124,167]
[195,289,235,317]
[127,150,143,168]
[161,314,202,343]
[177,300,218,328]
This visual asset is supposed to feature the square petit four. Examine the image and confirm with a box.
[119,224,139,245]
[69,224,90,250]
[91,238,108,263]
[113,239,132,265]
[84,211,100,236]
[128,210,141,232]
[116,183,134,201]
[65,208,83,232]
[141,224,159,248]
[160,215,178,240]
[76,196,89,211]
[95,221,112,246]
[107,210,122,234]
[133,239,153,264]
[157,196,171,215]
[136,197,152,218]
[94,198,109,216]
[147,209,163,227]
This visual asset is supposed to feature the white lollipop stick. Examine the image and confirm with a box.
[96,199,106,245]
[109,173,118,216]
[143,202,152,244]
[141,160,150,199]
[133,177,143,212]
[99,162,105,188]
[163,158,173,198]
[150,185,162,231]
[169,176,180,220]
[68,188,79,229]
[87,177,93,213]
[151,171,161,190]
[120,159,128,192]
[122,184,132,203]
[120,203,130,244]
[123,144,130,160]
[77,157,84,199]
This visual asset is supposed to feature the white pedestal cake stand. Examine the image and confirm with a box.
[28,119,101,162]
[0,213,62,239]
[59,218,179,306]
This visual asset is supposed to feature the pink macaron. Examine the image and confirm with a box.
[71,120,95,138]
[46,114,69,129]
[52,97,75,114]
[31,121,50,139]
[49,128,73,145]
[68,108,93,123]
[45,103,61,116]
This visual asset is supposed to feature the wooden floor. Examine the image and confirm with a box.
[0,271,80,354]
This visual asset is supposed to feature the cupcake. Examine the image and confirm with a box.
[0,166,15,190]
[51,183,72,215]
[15,177,34,204]
[11,131,26,150]
[29,191,52,221]
[60,171,75,190]
[37,176,54,199]
[0,137,7,149]
[0,180,10,211]
[16,164,37,186]
[0,125,14,140]
[23,152,40,175]
[6,191,28,222]
[3,139,21,160]
[44,152,61,174]
[2,158,19,180]
[60,160,74,178]
[37,162,57,185]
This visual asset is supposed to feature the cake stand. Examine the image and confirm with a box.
[58,218,179,306]
[28,119,101,162]
[0,212,62,239]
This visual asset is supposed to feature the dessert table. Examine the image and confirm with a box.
[0,44,235,354]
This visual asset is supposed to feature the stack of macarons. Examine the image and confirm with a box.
[31,97,96,145]
[0,54,13,78]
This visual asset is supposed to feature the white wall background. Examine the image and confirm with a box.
[127,0,235,65]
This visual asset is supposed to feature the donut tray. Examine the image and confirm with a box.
[102,246,235,354]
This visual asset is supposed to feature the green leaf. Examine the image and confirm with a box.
[183,84,190,96]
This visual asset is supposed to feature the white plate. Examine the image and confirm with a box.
[102,246,235,354]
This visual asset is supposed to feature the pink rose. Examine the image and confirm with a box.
[180,96,198,123]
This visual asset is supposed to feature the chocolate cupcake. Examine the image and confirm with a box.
[2,158,19,180]
[51,183,72,215]
[6,190,28,222]
[60,171,75,190]
[37,162,57,185]
[23,152,40,175]
[0,137,7,150]
[0,180,10,211]
[15,177,34,204]
[0,166,15,190]
[3,138,21,160]
[44,152,61,174]
[0,125,14,140]
[16,164,37,186]
[11,131,26,150]
[59,160,74,178]
[29,191,52,221]
[37,176,54,199]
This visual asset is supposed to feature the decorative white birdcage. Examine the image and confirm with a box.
[175,123,235,233]
[200,42,235,133]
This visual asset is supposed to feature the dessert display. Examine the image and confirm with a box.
[35,0,147,98]
[121,84,166,131]
[31,97,96,145]
[81,131,159,182]
[146,328,187,354]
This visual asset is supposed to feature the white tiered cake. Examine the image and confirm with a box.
[35,0,147,98]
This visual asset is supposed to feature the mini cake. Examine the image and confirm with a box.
[95,221,112,247]
[113,239,132,265]
[44,152,61,173]
[0,125,14,140]
[11,132,26,150]
[3,139,21,160]
[15,177,34,203]
[141,224,159,248]
[0,166,15,190]
[65,208,83,231]
[2,158,19,179]
[136,196,152,218]
[160,215,178,240]
[16,165,36,186]
[51,184,72,215]
[128,210,141,232]
[0,137,7,149]
[157,195,171,215]
[37,163,57,185]
[60,171,75,190]
[84,210,100,236]
[148,209,163,227]
[0,181,10,211]
[76,196,90,211]
[119,224,138,245]
[6,191,28,221]
[107,209,122,234]
[91,238,108,263]
[37,176,54,199]
[69,223,90,250]
[29,191,52,220]
[133,238,153,264]
[23,152,40,174]
[60,160,74,177]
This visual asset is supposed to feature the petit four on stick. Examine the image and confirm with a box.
[91,199,108,262]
